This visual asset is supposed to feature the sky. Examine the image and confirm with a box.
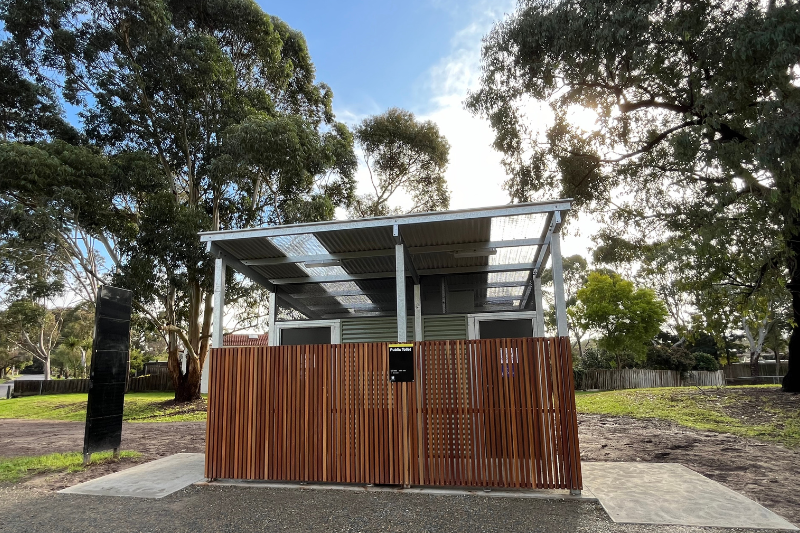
[259,0,595,258]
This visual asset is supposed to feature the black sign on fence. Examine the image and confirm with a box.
[389,344,414,382]
[83,285,132,465]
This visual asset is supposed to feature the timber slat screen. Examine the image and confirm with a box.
[205,337,582,490]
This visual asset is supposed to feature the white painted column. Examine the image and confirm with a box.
[550,232,569,337]
[533,277,545,336]
[203,255,225,394]
[268,289,277,346]
[414,284,423,341]
[396,243,407,343]
[212,255,226,348]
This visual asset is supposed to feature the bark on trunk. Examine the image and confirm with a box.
[43,358,50,380]
[750,355,761,377]
[784,231,800,392]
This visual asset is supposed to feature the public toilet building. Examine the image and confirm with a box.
[200,199,582,492]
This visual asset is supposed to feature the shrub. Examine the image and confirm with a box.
[577,347,614,370]
[645,345,695,372]
[692,352,720,371]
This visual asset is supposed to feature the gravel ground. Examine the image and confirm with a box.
[0,483,789,533]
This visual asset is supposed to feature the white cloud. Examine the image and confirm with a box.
[336,0,598,260]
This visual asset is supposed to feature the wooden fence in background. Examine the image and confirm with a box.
[127,374,174,392]
[723,363,787,379]
[580,369,725,391]
[12,379,90,396]
[12,374,174,396]
[205,337,582,491]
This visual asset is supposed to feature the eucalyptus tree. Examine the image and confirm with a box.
[350,108,450,217]
[467,0,800,391]
[0,300,65,380]
[0,0,357,400]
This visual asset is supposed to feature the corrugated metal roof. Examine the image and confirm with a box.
[202,200,571,317]
[400,218,490,247]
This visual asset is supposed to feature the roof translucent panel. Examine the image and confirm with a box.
[487,286,525,298]
[490,213,546,241]
[487,271,529,283]
[490,245,537,266]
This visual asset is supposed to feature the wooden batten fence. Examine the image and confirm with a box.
[205,337,582,491]
[580,369,726,391]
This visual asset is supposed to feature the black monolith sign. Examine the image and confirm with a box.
[389,344,414,382]
[83,285,132,464]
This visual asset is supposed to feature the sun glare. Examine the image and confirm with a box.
[566,105,600,133]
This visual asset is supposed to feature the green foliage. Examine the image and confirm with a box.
[0,300,64,374]
[0,0,359,399]
[0,44,78,142]
[542,254,589,342]
[129,348,155,375]
[574,272,668,365]
[645,345,695,373]
[467,0,800,390]
[577,347,611,370]
[0,451,140,483]
[350,108,450,217]
[692,352,720,372]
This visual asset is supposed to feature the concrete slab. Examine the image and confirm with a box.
[582,462,797,530]
[202,479,599,501]
[60,453,205,499]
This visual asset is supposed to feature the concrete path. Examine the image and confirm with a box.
[59,453,205,499]
[582,462,797,530]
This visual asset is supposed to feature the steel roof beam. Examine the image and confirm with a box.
[209,243,321,320]
[200,200,572,243]
[270,263,537,285]
[240,238,545,267]
[282,280,529,299]
[520,210,564,309]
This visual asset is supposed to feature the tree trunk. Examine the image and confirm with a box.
[750,353,761,377]
[166,280,204,403]
[43,357,51,380]
[784,230,800,392]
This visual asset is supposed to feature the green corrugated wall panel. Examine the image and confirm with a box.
[341,314,468,343]
[422,315,468,341]
[340,317,414,344]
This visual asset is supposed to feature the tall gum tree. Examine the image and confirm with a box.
[467,0,800,391]
[1,0,357,400]
[350,108,450,217]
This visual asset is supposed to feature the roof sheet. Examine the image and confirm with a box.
[201,200,571,318]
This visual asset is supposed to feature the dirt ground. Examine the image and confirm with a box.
[1,403,798,527]
[0,419,206,492]
[579,414,800,527]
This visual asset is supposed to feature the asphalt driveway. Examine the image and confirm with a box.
[1,483,791,533]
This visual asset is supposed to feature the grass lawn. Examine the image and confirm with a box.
[0,392,207,423]
[576,385,800,448]
[0,451,140,483]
